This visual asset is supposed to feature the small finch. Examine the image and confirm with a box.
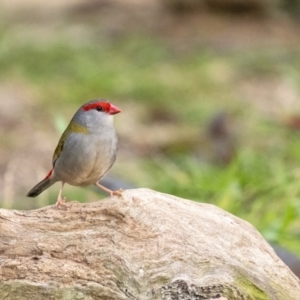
[27,99,122,206]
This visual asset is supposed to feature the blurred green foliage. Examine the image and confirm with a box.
[146,150,300,253]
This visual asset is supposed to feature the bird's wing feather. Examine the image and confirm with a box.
[52,121,89,166]
[52,129,69,166]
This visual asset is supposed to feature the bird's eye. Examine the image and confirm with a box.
[96,106,103,112]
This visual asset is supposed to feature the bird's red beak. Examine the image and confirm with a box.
[109,104,121,115]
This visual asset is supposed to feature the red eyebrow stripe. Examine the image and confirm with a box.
[82,102,111,112]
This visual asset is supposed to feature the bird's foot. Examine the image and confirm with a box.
[95,182,124,197]
[55,197,67,208]
[111,188,124,197]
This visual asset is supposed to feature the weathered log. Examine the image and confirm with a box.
[0,188,299,299]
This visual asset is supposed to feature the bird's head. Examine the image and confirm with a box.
[73,99,121,130]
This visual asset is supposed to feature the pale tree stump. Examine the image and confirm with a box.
[0,188,299,299]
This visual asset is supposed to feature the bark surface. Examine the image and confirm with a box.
[0,188,299,300]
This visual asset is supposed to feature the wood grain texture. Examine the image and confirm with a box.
[0,188,299,299]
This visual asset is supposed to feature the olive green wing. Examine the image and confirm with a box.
[52,122,89,166]
[52,128,69,166]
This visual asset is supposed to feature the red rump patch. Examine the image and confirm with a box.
[45,169,53,179]
[82,101,111,112]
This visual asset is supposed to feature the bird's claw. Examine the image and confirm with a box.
[111,188,124,197]
[55,197,67,208]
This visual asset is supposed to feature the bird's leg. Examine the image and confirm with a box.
[95,182,123,196]
[55,181,67,207]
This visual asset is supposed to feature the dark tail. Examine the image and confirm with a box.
[26,178,56,197]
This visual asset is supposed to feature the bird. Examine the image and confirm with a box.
[27,99,122,207]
